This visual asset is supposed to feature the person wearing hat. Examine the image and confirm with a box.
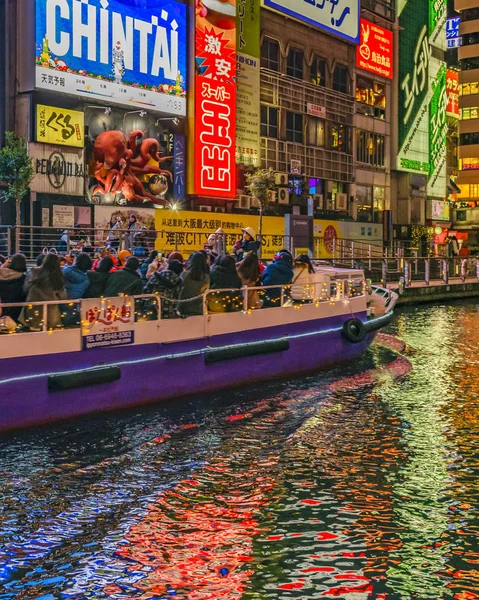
[205,227,225,255]
[234,226,261,262]
[104,256,144,297]
[292,254,316,303]
[261,251,294,308]
[111,249,131,272]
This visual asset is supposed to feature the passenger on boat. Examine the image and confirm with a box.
[0,253,27,321]
[111,250,131,272]
[236,251,263,310]
[21,253,67,330]
[208,255,242,313]
[0,254,6,266]
[205,228,225,255]
[104,257,144,297]
[234,227,261,262]
[178,252,210,317]
[140,250,159,280]
[126,215,140,252]
[85,257,114,298]
[261,251,294,307]
[63,253,92,299]
[168,251,184,265]
[91,248,118,271]
[106,216,123,251]
[144,259,183,319]
[292,254,316,302]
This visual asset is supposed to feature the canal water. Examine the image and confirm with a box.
[0,302,478,600]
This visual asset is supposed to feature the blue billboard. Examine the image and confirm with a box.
[35,0,187,115]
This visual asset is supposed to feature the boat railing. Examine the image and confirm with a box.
[0,279,368,336]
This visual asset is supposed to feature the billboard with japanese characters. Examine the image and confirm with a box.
[194,0,237,198]
[446,69,459,118]
[36,104,84,148]
[356,19,392,80]
[262,0,359,44]
[35,0,187,115]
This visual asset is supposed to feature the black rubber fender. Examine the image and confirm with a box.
[342,318,366,343]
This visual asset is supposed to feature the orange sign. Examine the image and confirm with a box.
[356,18,393,80]
[446,70,459,118]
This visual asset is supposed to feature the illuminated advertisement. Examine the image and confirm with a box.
[446,70,459,118]
[356,19,393,80]
[194,0,237,198]
[446,17,460,48]
[236,0,260,167]
[263,0,359,45]
[35,0,187,115]
[428,63,447,194]
[36,104,84,148]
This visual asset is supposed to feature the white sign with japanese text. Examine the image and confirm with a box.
[307,103,326,119]
[263,0,359,44]
[81,297,135,350]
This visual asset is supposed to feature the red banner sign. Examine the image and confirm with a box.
[356,18,393,80]
[446,70,459,118]
[194,1,236,198]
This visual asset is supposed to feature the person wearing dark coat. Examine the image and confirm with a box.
[261,251,294,307]
[208,255,242,313]
[85,256,114,298]
[144,260,183,319]
[63,253,92,299]
[104,256,144,297]
[234,227,261,262]
[178,252,210,317]
[0,253,27,321]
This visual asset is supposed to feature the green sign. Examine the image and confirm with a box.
[237,0,260,58]
[429,66,447,178]
[398,0,430,154]
[429,0,447,49]
[400,158,430,173]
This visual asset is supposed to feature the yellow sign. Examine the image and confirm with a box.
[155,210,285,259]
[36,104,84,148]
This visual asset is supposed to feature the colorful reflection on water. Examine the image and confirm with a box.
[0,302,478,599]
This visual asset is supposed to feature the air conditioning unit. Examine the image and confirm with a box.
[277,187,290,205]
[336,193,348,211]
[275,172,289,186]
[238,195,251,209]
[214,206,225,213]
[313,194,324,210]
[251,196,260,208]
[268,190,277,203]
[199,205,212,212]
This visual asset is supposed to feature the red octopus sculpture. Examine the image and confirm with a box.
[92,129,173,205]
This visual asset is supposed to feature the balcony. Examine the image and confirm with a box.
[261,137,354,183]
[260,70,355,125]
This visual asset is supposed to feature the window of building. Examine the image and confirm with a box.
[310,56,326,86]
[462,32,479,46]
[461,57,479,71]
[286,112,303,143]
[355,77,386,119]
[261,37,280,71]
[470,184,479,197]
[286,48,304,80]
[373,186,385,223]
[332,64,349,94]
[308,117,325,146]
[356,130,385,168]
[460,107,479,120]
[460,132,479,145]
[356,184,373,222]
[461,7,479,21]
[260,105,278,138]
[331,123,349,152]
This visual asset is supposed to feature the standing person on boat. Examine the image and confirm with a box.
[178,252,210,317]
[261,251,294,307]
[144,259,183,319]
[0,254,27,321]
[291,254,316,303]
[63,253,92,299]
[104,256,144,297]
[126,215,140,253]
[208,255,242,313]
[106,216,123,251]
[234,227,261,262]
[21,253,67,330]
[85,257,113,298]
[237,251,263,310]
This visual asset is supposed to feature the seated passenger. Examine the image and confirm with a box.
[110,250,131,272]
[0,253,27,321]
[21,253,67,330]
[178,252,210,317]
[85,256,114,298]
[208,255,242,313]
[144,259,183,319]
[291,254,316,302]
[233,227,261,262]
[237,251,263,310]
[140,250,158,280]
[63,252,92,299]
[261,251,294,308]
[104,256,144,297]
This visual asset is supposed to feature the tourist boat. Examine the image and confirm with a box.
[0,265,397,432]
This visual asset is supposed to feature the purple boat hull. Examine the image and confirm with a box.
[0,312,378,432]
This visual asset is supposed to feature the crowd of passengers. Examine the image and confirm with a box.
[0,225,319,332]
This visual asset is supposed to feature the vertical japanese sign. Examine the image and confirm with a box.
[195,0,237,198]
[428,64,447,192]
[174,135,186,201]
[446,70,459,118]
[236,0,260,166]
[446,17,460,48]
